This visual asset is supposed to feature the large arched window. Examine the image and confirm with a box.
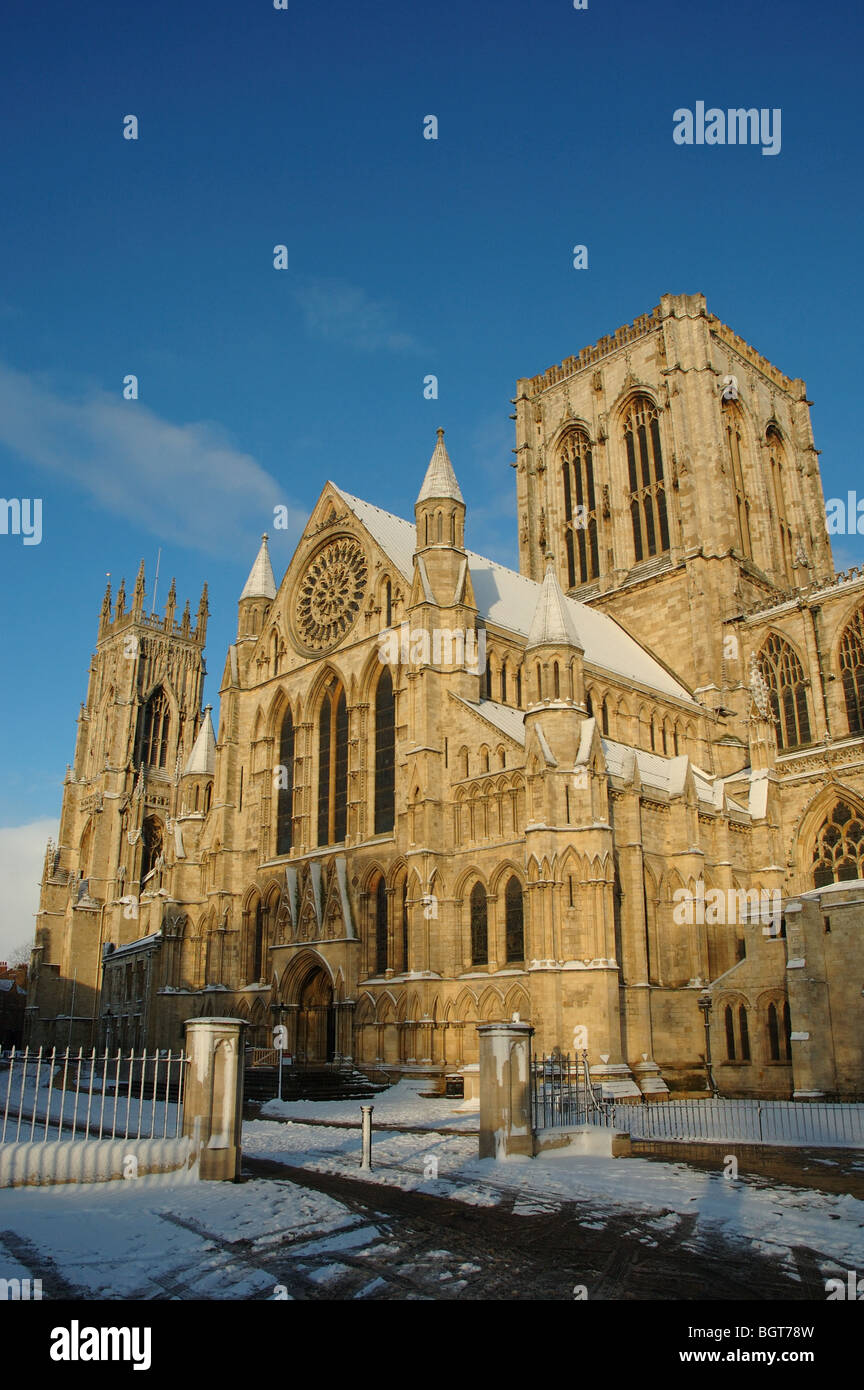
[504,876,524,963]
[374,875,388,975]
[560,429,599,587]
[623,395,669,563]
[757,634,811,750]
[138,687,171,768]
[317,684,348,845]
[767,426,794,585]
[723,404,752,558]
[470,882,488,966]
[839,609,864,735]
[276,707,294,855]
[812,800,864,886]
[374,667,395,834]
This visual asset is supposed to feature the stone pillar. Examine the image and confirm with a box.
[478,1021,534,1160]
[183,1017,245,1181]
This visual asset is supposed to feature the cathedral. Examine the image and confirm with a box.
[26,292,864,1100]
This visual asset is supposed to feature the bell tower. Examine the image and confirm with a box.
[28,564,209,1048]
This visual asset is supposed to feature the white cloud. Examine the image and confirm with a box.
[294,278,423,355]
[0,819,57,961]
[0,364,307,555]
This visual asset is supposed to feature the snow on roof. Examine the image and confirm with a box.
[334,486,696,704]
[452,695,527,745]
[105,932,162,961]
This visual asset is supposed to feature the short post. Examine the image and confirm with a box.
[273,1022,288,1102]
[360,1104,374,1170]
[182,1017,246,1181]
[478,1020,534,1160]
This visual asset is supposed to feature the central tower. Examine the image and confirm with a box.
[512,292,833,695]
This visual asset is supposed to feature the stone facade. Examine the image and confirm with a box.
[26,294,864,1099]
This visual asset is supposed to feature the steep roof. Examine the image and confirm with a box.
[526,565,584,650]
[183,706,216,776]
[333,486,695,704]
[240,533,277,601]
[416,428,464,505]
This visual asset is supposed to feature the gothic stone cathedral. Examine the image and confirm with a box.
[27,293,864,1100]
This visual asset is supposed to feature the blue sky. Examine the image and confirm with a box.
[0,0,861,948]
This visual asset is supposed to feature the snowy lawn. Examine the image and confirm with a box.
[258,1077,477,1130]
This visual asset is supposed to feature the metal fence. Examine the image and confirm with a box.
[618,1096,864,1147]
[531,1050,615,1130]
[0,1047,187,1144]
[530,1054,864,1148]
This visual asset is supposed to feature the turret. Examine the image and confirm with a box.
[180,705,216,815]
[238,534,277,640]
[413,429,468,604]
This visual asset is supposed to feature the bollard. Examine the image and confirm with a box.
[360,1104,374,1170]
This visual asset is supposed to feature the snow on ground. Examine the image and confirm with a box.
[1,1081,862,1298]
[0,1169,370,1300]
[245,1087,864,1275]
[259,1077,478,1130]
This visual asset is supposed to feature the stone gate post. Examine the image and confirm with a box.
[478,1020,534,1159]
[183,1017,246,1180]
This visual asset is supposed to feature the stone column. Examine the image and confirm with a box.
[183,1017,245,1181]
[478,1021,534,1160]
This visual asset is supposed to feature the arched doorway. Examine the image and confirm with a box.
[297,966,335,1063]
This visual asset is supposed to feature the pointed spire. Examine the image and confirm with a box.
[115,579,126,621]
[526,562,584,651]
[180,598,191,635]
[99,576,112,635]
[164,577,177,630]
[240,534,277,600]
[132,559,145,615]
[183,706,216,777]
[196,582,209,644]
[416,428,464,505]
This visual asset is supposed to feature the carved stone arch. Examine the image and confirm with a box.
[455,989,479,1021]
[608,382,664,426]
[503,983,530,1016]
[301,662,348,724]
[360,860,388,895]
[548,416,594,458]
[489,859,523,895]
[454,864,486,900]
[276,948,335,1005]
[377,992,397,1024]
[354,991,376,1026]
[664,868,685,902]
[478,986,506,1021]
[526,854,541,884]
[796,783,864,889]
[387,857,410,891]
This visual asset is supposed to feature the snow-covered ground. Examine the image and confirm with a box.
[0,1081,861,1298]
[259,1076,478,1131]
